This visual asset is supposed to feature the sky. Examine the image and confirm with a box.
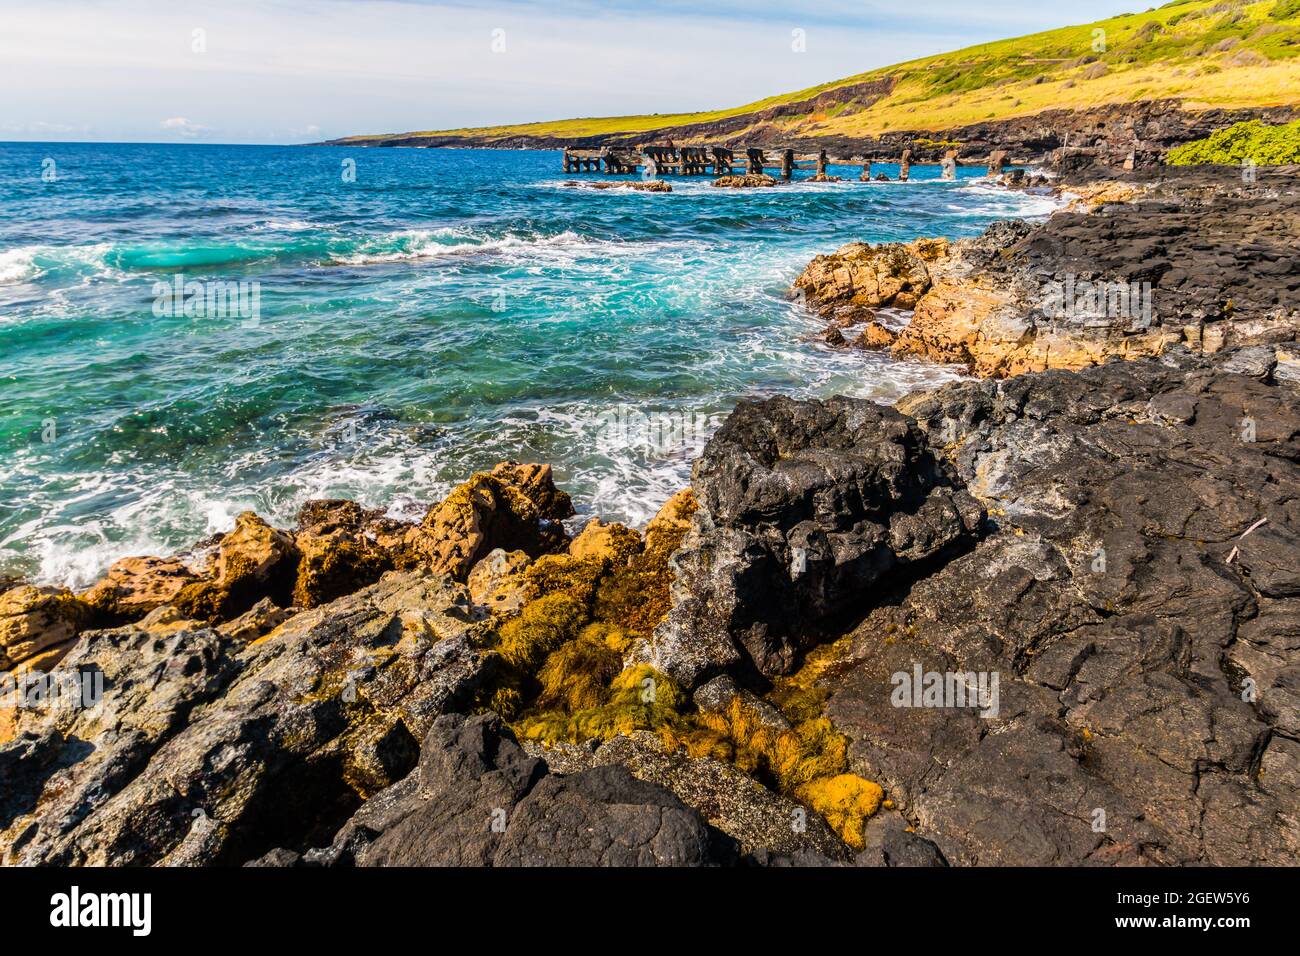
[1,0,1145,144]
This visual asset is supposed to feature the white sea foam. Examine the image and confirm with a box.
[326,227,672,267]
[0,248,37,284]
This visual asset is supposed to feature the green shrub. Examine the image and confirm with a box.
[1167,119,1300,165]
[1271,0,1300,22]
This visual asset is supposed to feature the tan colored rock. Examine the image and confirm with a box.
[1063,180,1147,212]
[217,597,293,642]
[891,272,1209,378]
[405,462,573,581]
[0,585,88,671]
[172,512,300,622]
[583,180,671,193]
[852,322,899,351]
[292,529,391,609]
[793,239,945,324]
[713,174,778,188]
[467,548,532,616]
[490,461,574,519]
[569,518,642,567]
[80,555,197,626]
[644,488,697,557]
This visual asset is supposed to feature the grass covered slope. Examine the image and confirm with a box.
[339,0,1300,146]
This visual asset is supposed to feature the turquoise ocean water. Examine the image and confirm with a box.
[0,143,1058,587]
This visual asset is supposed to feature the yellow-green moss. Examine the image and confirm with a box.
[534,633,623,712]
[495,593,588,671]
[664,695,850,792]
[513,664,686,745]
[522,554,607,606]
[794,774,884,850]
[768,634,855,724]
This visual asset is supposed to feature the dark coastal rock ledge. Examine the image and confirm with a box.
[796,165,1300,377]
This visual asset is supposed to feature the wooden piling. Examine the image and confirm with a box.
[781,149,794,180]
[746,148,764,175]
[815,150,828,177]
[899,148,912,182]
[712,148,733,176]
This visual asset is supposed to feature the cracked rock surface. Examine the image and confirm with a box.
[818,345,1300,865]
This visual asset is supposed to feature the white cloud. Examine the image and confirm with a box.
[160,116,208,137]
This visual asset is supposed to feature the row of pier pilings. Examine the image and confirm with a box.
[562,145,1014,180]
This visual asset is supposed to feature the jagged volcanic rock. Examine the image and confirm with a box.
[638,395,983,687]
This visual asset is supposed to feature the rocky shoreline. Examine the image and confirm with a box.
[3,164,1297,867]
[796,165,1300,377]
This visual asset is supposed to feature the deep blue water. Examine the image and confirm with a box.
[0,143,1057,586]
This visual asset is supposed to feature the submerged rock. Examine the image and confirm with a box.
[578,179,672,193]
[713,174,778,188]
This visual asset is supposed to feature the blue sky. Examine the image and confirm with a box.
[1,0,1143,144]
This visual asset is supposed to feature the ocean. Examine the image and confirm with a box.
[0,142,1058,588]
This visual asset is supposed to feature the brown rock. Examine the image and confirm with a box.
[172,512,301,622]
[404,463,573,580]
[713,174,778,188]
[583,180,672,193]
[852,322,898,351]
[296,499,370,534]
[80,555,197,626]
[490,462,574,520]
[216,597,293,642]
[467,549,532,616]
[792,239,945,324]
[0,585,88,671]
[644,489,697,557]
[292,530,392,609]
[569,518,643,567]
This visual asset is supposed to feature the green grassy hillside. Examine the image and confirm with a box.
[338,0,1300,145]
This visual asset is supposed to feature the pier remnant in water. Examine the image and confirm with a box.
[560,143,992,181]
[941,149,957,181]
